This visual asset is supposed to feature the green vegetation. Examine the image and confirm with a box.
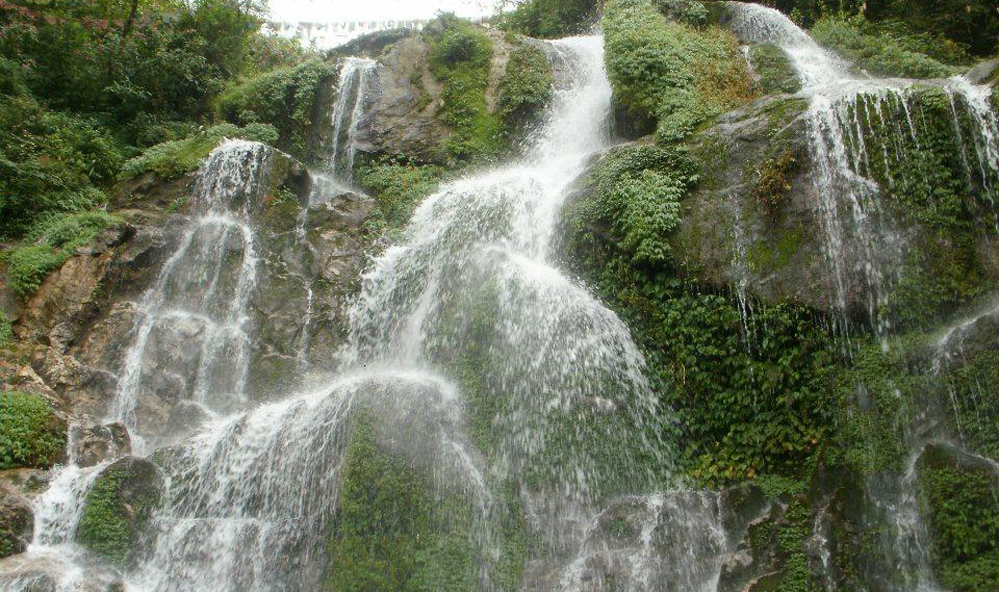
[0,96,122,240]
[604,0,755,142]
[496,45,554,128]
[217,58,338,160]
[357,158,443,226]
[0,311,11,347]
[5,211,122,297]
[499,0,599,38]
[750,147,799,217]
[810,15,965,78]
[0,391,66,470]
[120,123,278,181]
[325,415,525,591]
[76,459,163,567]
[749,44,801,95]
[427,16,506,164]
[563,143,841,482]
[920,446,999,592]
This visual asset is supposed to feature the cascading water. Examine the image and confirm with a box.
[1,35,706,592]
[327,57,377,184]
[110,140,270,447]
[726,2,999,344]
[726,4,999,591]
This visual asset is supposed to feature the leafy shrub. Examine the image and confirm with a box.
[653,0,710,26]
[604,0,755,143]
[120,123,278,181]
[0,97,122,239]
[217,58,338,159]
[749,44,801,95]
[499,0,599,38]
[810,15,964,78]
[6,245,68,297]
[0,312,10,347]
[358,158,442,226]
[426,17,506,163]
[579,144,698,264]
[497,45,555,127]
[0,391,66,470]
[5,211,121,297]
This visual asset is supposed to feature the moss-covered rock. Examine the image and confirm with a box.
[748,44,801,95]
[0,391,66,471]
[324,415,526,592]
[75,456,163,567]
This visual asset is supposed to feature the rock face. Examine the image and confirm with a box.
[0,144,376,443]
[0,483,32,559]
[71,423,131,468]
[75,456,164,567]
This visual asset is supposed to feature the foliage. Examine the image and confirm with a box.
[0,0,276,141]
[357,158,442,227]
[921,450,999,592]
[843,87,993,329]
[749,44,801,95]
[563,144,841,482]
[0,391,65,470]
[0,311,11,347]
[653,0,710,26]
[810,15,965,78]
[6,245,68,297]
[942,350,999,460]
[325,414,525,591]
[217,58,338,159]
[76,470,131,566]
[498,0,599,39]
[427,16,506,164]
[0,96,122,239]
[576,144,698,264]
[750,147,798,216]
[496,45,554,128]
[76,460,162,567]
[5,211,121,297]
[120,123,278,180]
[603,0,755,143]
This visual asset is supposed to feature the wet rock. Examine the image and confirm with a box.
[0,483,32,558]
[75,456,164,567]
[71,424,131,468]
[164,400,211,440]
[965,58,999,85]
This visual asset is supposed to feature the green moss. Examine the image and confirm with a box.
[496,45,554,128]
[76,459,162,567]
[776,500,819,592]
[120,123,278,181]
[604,0,756,142]
[0,391,66,470]
[357,158,443,227]
[810,15,966,78]
[325,415,526,591]
[747,227,803,274]
[76,471,131,565]
[749,44,801,95]
[427,17,506,165]
[942,350,999,459]
[217,58,338,160]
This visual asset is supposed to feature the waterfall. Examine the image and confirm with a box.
[0,36,704,592]
[725,5,999,591]
[328,57,377,184]
[109,141,269,450]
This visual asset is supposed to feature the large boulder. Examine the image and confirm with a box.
[75,456,164,567]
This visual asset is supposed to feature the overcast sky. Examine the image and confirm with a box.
[267,0,504,22]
